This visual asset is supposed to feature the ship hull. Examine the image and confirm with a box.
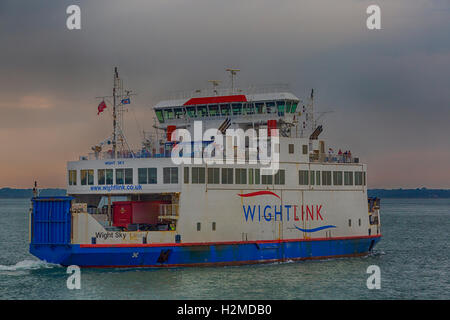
[30,235,381,268]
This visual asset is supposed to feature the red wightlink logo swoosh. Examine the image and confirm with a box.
[237,191,280,199]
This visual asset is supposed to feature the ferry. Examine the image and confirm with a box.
[29,68,381,268]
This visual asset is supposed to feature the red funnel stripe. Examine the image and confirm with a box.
[237,191,280,199]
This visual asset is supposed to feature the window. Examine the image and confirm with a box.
[81,169,94,186]
[220,104,230,116]
[316,171,321,185]
[254,169,260,184]
[139,168,157,184]
[184,167,189,184]
[274,170,285,185]
[355,172,363,185]
[212,222,216,231]
[232,103,242,115]
[155,109,164,122]
[116,168,133,184]
[333,171,343,185]
[359,219,361,226]
[310,170,315,185]
[221,168,233,184]
[302,145,308,155]
[261,173,273,185]
[68,170,77,186]
[299,170,309,185]
[288,144,294,154]
[197,106,207,117]
[255,103,264,114]
[207,168,220,184]
[235,169,247,184]
[208,105,219,116]
[344,171,353,186]
[186,106,196,118]
[349,219,352,227]
[197,222,201,231]
[363,172,366,185]
[322,171,332,185]
[277,101,285,116]
[164,167,178,184]
[248,169,254,185]
[192,167,205,184]
[98,169,105,185]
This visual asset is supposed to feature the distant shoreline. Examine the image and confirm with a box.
[0,187,449,199]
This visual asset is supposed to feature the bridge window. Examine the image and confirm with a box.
[299,170,309,185]
[220,104,230,116]
[184,167,189,184]
[333,171,343,185]
[232,103,242,115]
[316,171,321,185]
[192,167,205,184]
[322,171,332,185]
[266,102,275,114]
[81,169,94,185]
[221,168,233,184]
[255,103,264,114]
[138,168,157,184]
[363,172,366,185]
[207,168,220,184]
[244,103,254,115]
[174,108,185,119]
[68,170,77,186]
[235,168,247,184]
[344,171,353,185]
[186,106,196,118]
[163,108,174,120]
[274,170,285,185]
[155,109,164,123]
[291,102,298,113]
[197,105,207,117]
[208,105,219,116]
[277,101,285,116]
[163,167,178,184]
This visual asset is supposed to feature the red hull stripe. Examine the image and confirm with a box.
[237,190,280,199]
[183,95,247,106]
[79,234,382,248]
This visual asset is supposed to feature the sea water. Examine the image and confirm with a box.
[0,198,449,299]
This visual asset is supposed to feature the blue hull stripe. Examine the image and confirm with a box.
[30,236,381,268]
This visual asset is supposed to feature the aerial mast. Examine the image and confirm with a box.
[208,80,221,95]
[226,68,240,94]
[112,67,119,158]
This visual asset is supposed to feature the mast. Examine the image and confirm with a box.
[112,67,119,158]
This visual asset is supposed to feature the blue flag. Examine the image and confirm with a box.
[121,98,130,105]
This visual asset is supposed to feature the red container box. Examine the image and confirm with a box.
[112,200,170,229]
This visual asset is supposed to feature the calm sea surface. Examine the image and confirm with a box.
[0,198,449,300]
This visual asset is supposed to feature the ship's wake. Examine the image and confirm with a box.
[0,259,59,272]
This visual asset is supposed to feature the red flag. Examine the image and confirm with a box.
[97,101,107,115]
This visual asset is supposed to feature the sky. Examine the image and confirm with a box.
[0,0,449,189]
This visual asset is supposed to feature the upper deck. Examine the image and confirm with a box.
[152,84,302,129]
